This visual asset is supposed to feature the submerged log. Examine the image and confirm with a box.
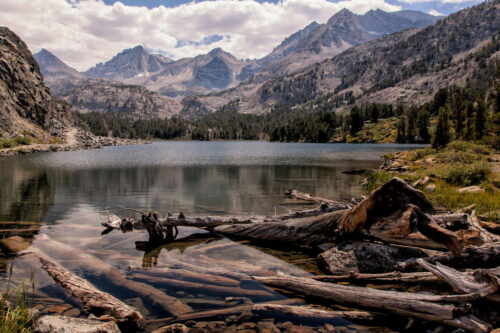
[252,304,379,323]
[33,235,193,316]
[28,250,144,330]
[148,298,300,325]
[253,272,491,332]
[129,273,276,300]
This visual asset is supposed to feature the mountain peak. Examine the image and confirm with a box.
[327,8,357,26]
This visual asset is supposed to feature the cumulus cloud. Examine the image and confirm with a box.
[0,0,402,71]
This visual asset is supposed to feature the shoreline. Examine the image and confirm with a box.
[0,128,144,158]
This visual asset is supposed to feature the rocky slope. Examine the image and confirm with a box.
[59,79,181,121]
[0,27,73,138]
[188,0,499,115]
[185,9,440,115]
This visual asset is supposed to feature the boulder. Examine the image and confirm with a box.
[34,316,120,333]
[318,241,427,274]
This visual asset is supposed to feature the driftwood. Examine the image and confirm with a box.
[312,271,440,285]
[398,243,500,272]
[148,298,300,325]
[98,178,500,331]
[33,235,193,316]
[129,273,276,300]
[253,272,491,332]
[27,250,144,330]
[105,179,470,254]
[252,304,379,323]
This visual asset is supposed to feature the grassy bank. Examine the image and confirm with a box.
[364,141,500,221]
[0,267,35,332]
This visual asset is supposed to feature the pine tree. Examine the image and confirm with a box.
[349,106,363,135]
[432,106,452,149]
[474,98,487,140]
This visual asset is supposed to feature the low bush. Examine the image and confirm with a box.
[441,161,491,186]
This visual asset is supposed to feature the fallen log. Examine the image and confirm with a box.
[33,235,193,316]
[253,272,491,332]
[103,178,471,254]
[398,243,500,272]
[128,267,240,287]
[417,259,500,303]
[129,273,276,300]
[147,298,300,325]
[27,250,144,330]
[312,271,440,285]
[252,304,379,323]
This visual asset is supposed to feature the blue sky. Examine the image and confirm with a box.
[0,0,486,70]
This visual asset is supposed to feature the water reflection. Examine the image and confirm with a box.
[0,142,426,323]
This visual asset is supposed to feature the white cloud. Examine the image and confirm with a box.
[398,0,481,3]
[0,0,401,71]
[428,9,444,15]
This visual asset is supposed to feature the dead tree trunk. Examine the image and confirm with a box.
[253,272,491,332]
[26,250,144,330]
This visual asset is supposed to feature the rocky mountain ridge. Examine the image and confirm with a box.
[35,7,440,116]
[187,0,500,115]
[0,27,73,138]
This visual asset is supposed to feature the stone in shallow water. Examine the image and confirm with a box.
[319,241,427,274]
[34,315,120,333]
[151,323,189,333]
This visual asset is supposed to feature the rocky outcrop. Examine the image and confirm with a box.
[0,27,73,138]
[34,315,120,333]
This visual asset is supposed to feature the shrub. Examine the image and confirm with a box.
[13,136,31,146]
[410,147,436,161]
[447,140,490,155]
[441,161,491,186]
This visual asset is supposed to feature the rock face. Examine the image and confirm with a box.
[59,79,181,120]
[0,27,73,137]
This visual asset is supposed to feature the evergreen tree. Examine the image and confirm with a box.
[432,106,452,149]
[349,106,363,135]
[396,115,407,143]
[474,98,487,140]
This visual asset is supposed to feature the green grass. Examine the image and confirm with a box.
[441,161,491,186]
[365,141,500,216]
[0,265,35,333]
[0,136,32,149]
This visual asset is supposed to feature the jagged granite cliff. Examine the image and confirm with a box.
[0,27,73,138]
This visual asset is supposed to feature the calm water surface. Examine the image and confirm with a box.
[0,142,424,328]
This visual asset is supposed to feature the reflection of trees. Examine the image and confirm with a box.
[0,158,54,223]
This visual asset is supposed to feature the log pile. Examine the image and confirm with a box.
[88,177,500,331]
